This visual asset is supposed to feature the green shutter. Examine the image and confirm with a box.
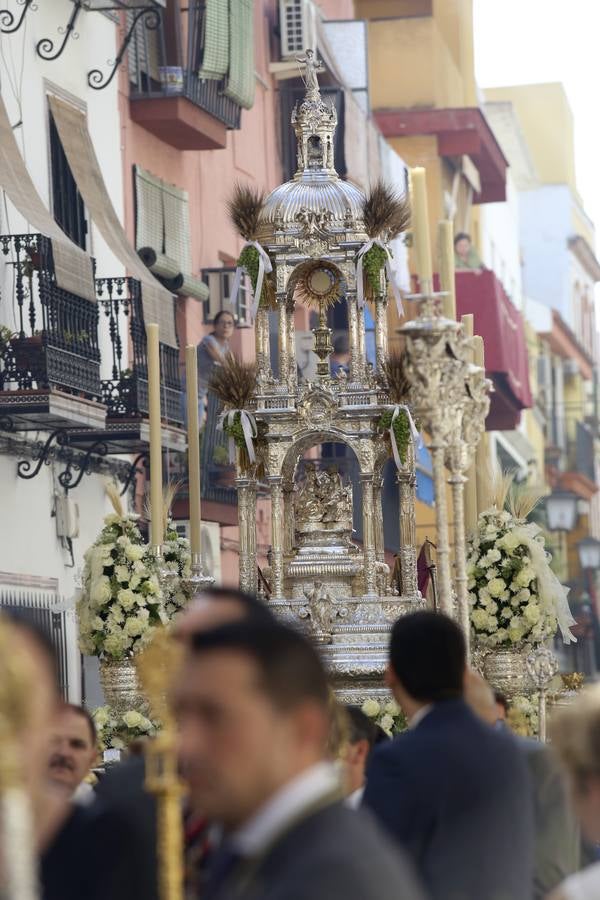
[223,0,255,110]
[198,0,230,80]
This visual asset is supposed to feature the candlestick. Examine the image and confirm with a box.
[439,220,456,320]
[146,323,163,551]
[185,345,201,557]
[473,335,491,514]
[410,167,433,291]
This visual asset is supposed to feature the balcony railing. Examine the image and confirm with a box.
[200,392,237,505]
[128,4,241,133]
[96,276,183,427]
[0,233,100,400]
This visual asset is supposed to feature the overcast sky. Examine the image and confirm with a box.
[473,0,600,248]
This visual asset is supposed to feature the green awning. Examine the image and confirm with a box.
[223,0,255,110]
[198,0,230,81]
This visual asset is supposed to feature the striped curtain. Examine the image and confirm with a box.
[223,0,255,110]
[198,0,230,80]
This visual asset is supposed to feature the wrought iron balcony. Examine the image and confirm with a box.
[0,233,103,430]
[200,392,238,506]
[128,3,241,149]
[96,276,184,429]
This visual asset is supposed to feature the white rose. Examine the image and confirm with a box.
[108,606,125,625]
[130,574,141,590]
[488,578,506,598]
[124,616,145,637]
[516,567,535,587]
[483,549,501,566]
[91,576,112,606]
[362,699,380,717]
[93,706,110,727]
[111,737,125,750]
[498,532,520,553]
[118,589,136,610]
[91,616,105,631]
[125,543,145,562]
[515,588,531,604]
[523,603,541,625]
[471,609,489,630]
[114,565,130,584]
[380,714,395,735]
[384,699,400,716]
[122,710,143,729]
[103,633,127,657]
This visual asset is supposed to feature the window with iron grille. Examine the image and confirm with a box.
[49,112,87,250]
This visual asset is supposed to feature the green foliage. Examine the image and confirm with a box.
[222,410,249,450]
[378,407,411,464]
[237,245,273,308]
[362,244,389,297]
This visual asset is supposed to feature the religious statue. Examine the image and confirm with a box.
[295,48,324,96]
[294,463,352,533]
[299,580,347,643]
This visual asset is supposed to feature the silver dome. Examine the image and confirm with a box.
[260,174,365,228]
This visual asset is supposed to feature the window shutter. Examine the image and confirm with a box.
[223,0,255,110]
[198,0,230,80]
[135,165,164,254]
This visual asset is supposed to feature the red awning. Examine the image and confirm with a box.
[374,107,508,203]
[456,269,532,430]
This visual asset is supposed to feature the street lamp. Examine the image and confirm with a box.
[578,537,600,571]
[544,490,579,532]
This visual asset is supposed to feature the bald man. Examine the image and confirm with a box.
[173,587,274,640]
[465,671,580,900]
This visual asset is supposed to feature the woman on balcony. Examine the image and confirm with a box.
[196,310,235,424]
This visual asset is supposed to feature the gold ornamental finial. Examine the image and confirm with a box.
[137,627,185,900]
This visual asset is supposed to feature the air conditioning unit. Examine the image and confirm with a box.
[279,0,317,59]
[174,521,222,585]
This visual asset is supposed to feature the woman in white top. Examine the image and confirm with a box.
[550,684,600,900]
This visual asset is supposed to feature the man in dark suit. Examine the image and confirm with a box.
[173,620,426,900]
[363,611,534,900]
[465,669,580,899]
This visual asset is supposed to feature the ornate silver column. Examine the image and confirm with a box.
[398,454,419,599]
[286,300,297,391]
[445,355,491,653]
[269,477,285,599]
[277,296,288,386]
[237,475,258,595]
[348,295,360,381]
[375,296,388,374]
[400,294,466,615]
[255,306,271,380]
[360,474,378,598]
[357,303,366,380]
[282,479,295,553]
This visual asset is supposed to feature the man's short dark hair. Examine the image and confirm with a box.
[389,612,466,703]
[454,231,471,245]
[346,706,378,749]
[190,621,329,710]
[198,587,275,623]
[63,703,97,745]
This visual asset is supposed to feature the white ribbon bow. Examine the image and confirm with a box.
[389,404,422,470]
[356,239,404,317]
[510,522,577,644]
[230,241,272,321]
[217,409,257,464]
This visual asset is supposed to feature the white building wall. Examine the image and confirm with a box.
[0,2,130,701]
[478,171,523,310]
[519,185,572,325]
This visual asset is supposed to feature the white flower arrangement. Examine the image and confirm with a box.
[161,524,193,618]
[93,704,159,751]
[361,698,407,736]
[467,506,576,649]
[78,492,168,659]
[507,694,539,738]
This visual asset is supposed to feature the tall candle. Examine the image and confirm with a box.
[439,220,456,319]
[185,344,202,557]
[410,167,433,289]
[146,323,163,549]
[473,335,491,515]
[462,315,478,533]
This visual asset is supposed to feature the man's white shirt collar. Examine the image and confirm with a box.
[231,762,340,857]
[345,785,364,809]
[408,704,433,730]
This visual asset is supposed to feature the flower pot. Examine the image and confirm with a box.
[99,657,144,713]
[483,647,531,697]
[159,66,184,95]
